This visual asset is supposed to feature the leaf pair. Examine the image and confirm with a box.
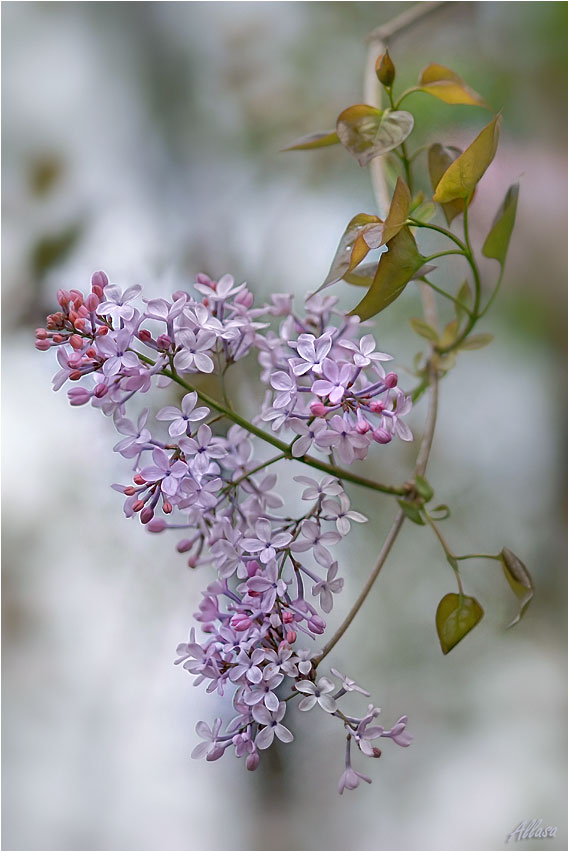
[283,105,414,168]
[417,63,489,108]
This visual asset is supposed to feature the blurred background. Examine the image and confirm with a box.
[2,2,567,850]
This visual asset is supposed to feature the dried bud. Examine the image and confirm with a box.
[375,50,395,87]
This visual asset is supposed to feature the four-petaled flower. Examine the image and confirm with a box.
[173,329,216,373]
[241,519,293,564]
[252,702,294,749]
[289,332,332,376]
[288,417,327,458]
[157,391,209,437]
[312,562,344,613]
[311,358,354,404]
[296,677,337,713]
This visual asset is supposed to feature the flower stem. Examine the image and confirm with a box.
[134,351,407,497]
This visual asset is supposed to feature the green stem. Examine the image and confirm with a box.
[417,276,475,317]
[422,249,466,263]
[134,351,407,497]
[455,553,502,562]
[407,218,467,252]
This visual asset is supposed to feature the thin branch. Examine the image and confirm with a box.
[314,509,406,664]
[366,1,450,45]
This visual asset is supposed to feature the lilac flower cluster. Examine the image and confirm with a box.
[36,270,413,792]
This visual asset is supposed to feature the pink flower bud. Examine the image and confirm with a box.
[138,329,152,343]
[35,328,48,339]
[52,333,64,343]
[310,401,327,416]
[132,500,145,513]
[307,615,326,635]
[85,293,100,311]
[124,487,136,496]
[67,387,91,406]
[230,613,252,632]
[91,270,108,290]
[355,417,371,434]
[286,629,297,644]
[74,318,86,332]
[57,289,70,307]
[384,371,398,388]
[282,610,294,624]
[133,474,146,485]
[372,427,392,444]
[246,560,260,577]
[140,508,154,524]
[162,500,172,514]
[156,334,172,350]
[96,326,108,336]
[246,753,260,771]
[235,289,254,308]
[176,539,194,553]
[69,370,82,381]
[69,334,84,350]
[147,519,167,533]
[94,383,108,398]
[369,400,384,413]
[35,339,50,351]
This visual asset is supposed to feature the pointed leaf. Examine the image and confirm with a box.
[439,319,459,349]
[436,593,484,654]
[397,498,425,525]
[282,130,340,151]
[418,63,488,107]
[455,280,472,321]
[316,214,382,293]
[343,263,377,287]
[382,178,412,244]
[500,547,534,628]
[433,115,501,203]
[482,183,519,268]
[410,317,439,342]
[430,504,451,521]
[349,227,425,321]
[415,475,434,502]
[336,105,414,167]
[428,144,466,224]
[458,333,494,351]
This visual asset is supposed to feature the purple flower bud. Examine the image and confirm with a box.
[68,387,92,406]
[384,371,398,388]
[246,752,260,771]
[372,428,392,444]
[147,519,167,532]
[177,539,194,553]
[91,270,109,290]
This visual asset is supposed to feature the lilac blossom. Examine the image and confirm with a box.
[312,562,344,613]
[296,677,337,713]
[156,392,209,437]
[253,703,294,749]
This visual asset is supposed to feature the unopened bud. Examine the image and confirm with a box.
[85,293,100,312]
[246,752,260,771]
[138,329,152,343]
[375,50,395,87]
[140,507,154,524]
[384,371,398,388]
[91,270,108,290]
[133,474,146,485]
[69,334,84,350]
[35,328,48,339]
[162,500,172,514]
[372,427,392,445]
[94,383,108,398]
[156,334,172,350]
[176,539,194,553]
[35,339,50,351]
[369,400,384,413]
[286,629,297,644]
[147,518,167,532]
[310,401,327,417]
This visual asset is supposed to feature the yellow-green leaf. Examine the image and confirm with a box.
[282,130,340,151]
[336,104,414,167]
[410,317,439,342]
[418,63,488,107]
[428,144,466,224]
[349,226,425,321]
[482,183,519,268]
[343,263,377,287]
[436,593,484,654]
[433,115,501,203]
[316,214,382,293]
[458,333,494,351]
[455,280,472,321]
[500,547,534,628]
[439,319,459,349]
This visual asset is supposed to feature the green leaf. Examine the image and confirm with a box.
[336,104,414,167]
[314,214,382,294]
[410,317,439,342]
[439,319,459,349]
[343,263,377,287]
[500,547,534,628]
[349,227,426,321]
[418,63,488,108]
[282,130,340,151]
[436,593,484,654]
[428,144,466,225]
[455,280,472,321]
[397,499,425,525]
[415,475,434,502]
[433,115,501,203]
[458,333,494,351]
[430,504,451,521]
[482,183,519,268]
